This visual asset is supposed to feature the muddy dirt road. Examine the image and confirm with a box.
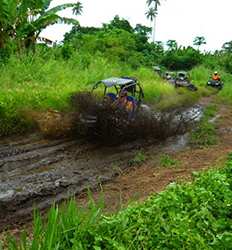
[0,105,203,231]
[0,134,147,229]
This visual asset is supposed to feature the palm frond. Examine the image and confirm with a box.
[45,2,82,16]
[32,14,79,34]
[146,0,160,7]
[72,2,83,15]
[146,0,154,7]
[145,7,157,21]
[0,0,16,23]
[58,17,80,25]
[41,0,53,14]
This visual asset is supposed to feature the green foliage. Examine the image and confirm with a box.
[5,154,232,249]
[193,36,206,49]
[63,16,164,68]
[166,39,178,51]
[103,15,134,33]
[160,47,202,70]
[0,0,82,51]
[222,41,232,53]
[190,105,218,146]
[160,154,179,168]
[128,151,146,166]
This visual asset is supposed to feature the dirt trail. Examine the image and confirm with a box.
[1,98,231,233]
[0,134,155,231]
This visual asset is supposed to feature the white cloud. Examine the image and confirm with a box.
[41,0,232,51]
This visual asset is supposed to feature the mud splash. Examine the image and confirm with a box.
[0,105,203,231]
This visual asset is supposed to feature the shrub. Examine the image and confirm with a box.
[161,47,202,71]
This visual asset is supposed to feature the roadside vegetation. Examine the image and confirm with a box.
[160,153,180,168]
[4,153,232,249]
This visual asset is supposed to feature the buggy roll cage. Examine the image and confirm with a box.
[92,77,144,104]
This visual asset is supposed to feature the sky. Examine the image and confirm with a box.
[41,0,232,51]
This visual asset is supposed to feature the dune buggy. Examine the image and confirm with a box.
[174,71,198,91]
[78,77,146,126]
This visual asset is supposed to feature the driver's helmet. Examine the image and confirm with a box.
[214,71,218,75]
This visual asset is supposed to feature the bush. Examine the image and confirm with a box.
[161,47,202,71]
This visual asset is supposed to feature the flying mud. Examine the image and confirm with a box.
[0,105,203,231]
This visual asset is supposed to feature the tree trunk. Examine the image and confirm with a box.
[152,17,156,42]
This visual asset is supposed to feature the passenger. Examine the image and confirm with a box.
[112,90,128,110]
[113,90,137,119]
[212,72,221,81]
[126,96,137,120]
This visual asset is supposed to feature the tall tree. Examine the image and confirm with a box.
[146,0,160,42]
[0,0,83,49]
[193,36,206,50]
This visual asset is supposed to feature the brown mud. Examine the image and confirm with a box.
[0,104,203,232]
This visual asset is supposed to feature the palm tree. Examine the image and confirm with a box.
[0,0,83,49]
[222,41,232,53]
[166,40,178,51]
[193,36,206,50]
[146,0,160,42]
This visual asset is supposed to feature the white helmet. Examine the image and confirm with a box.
[214,71,218,75]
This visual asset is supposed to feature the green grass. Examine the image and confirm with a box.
[160,154,179,168]
[190,104,218,147]
[4,153,232,249]
[128,151,146,166]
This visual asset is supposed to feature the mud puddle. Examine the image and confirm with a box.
[0,105,203,231]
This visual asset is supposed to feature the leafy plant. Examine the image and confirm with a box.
[190,104,218,147]
[129,151,146,166]
[160,154,179,168]
[0,0,83,50]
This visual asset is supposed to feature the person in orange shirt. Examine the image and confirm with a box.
[212,72,221,81]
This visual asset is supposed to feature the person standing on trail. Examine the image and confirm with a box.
[212,71,221,81]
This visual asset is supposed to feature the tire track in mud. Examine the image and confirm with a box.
[0,135,144,230]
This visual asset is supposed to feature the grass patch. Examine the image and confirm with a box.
[190,104,218,147]
[4,153,232,249]
[160,154,180,168]
[128,151,146,166]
